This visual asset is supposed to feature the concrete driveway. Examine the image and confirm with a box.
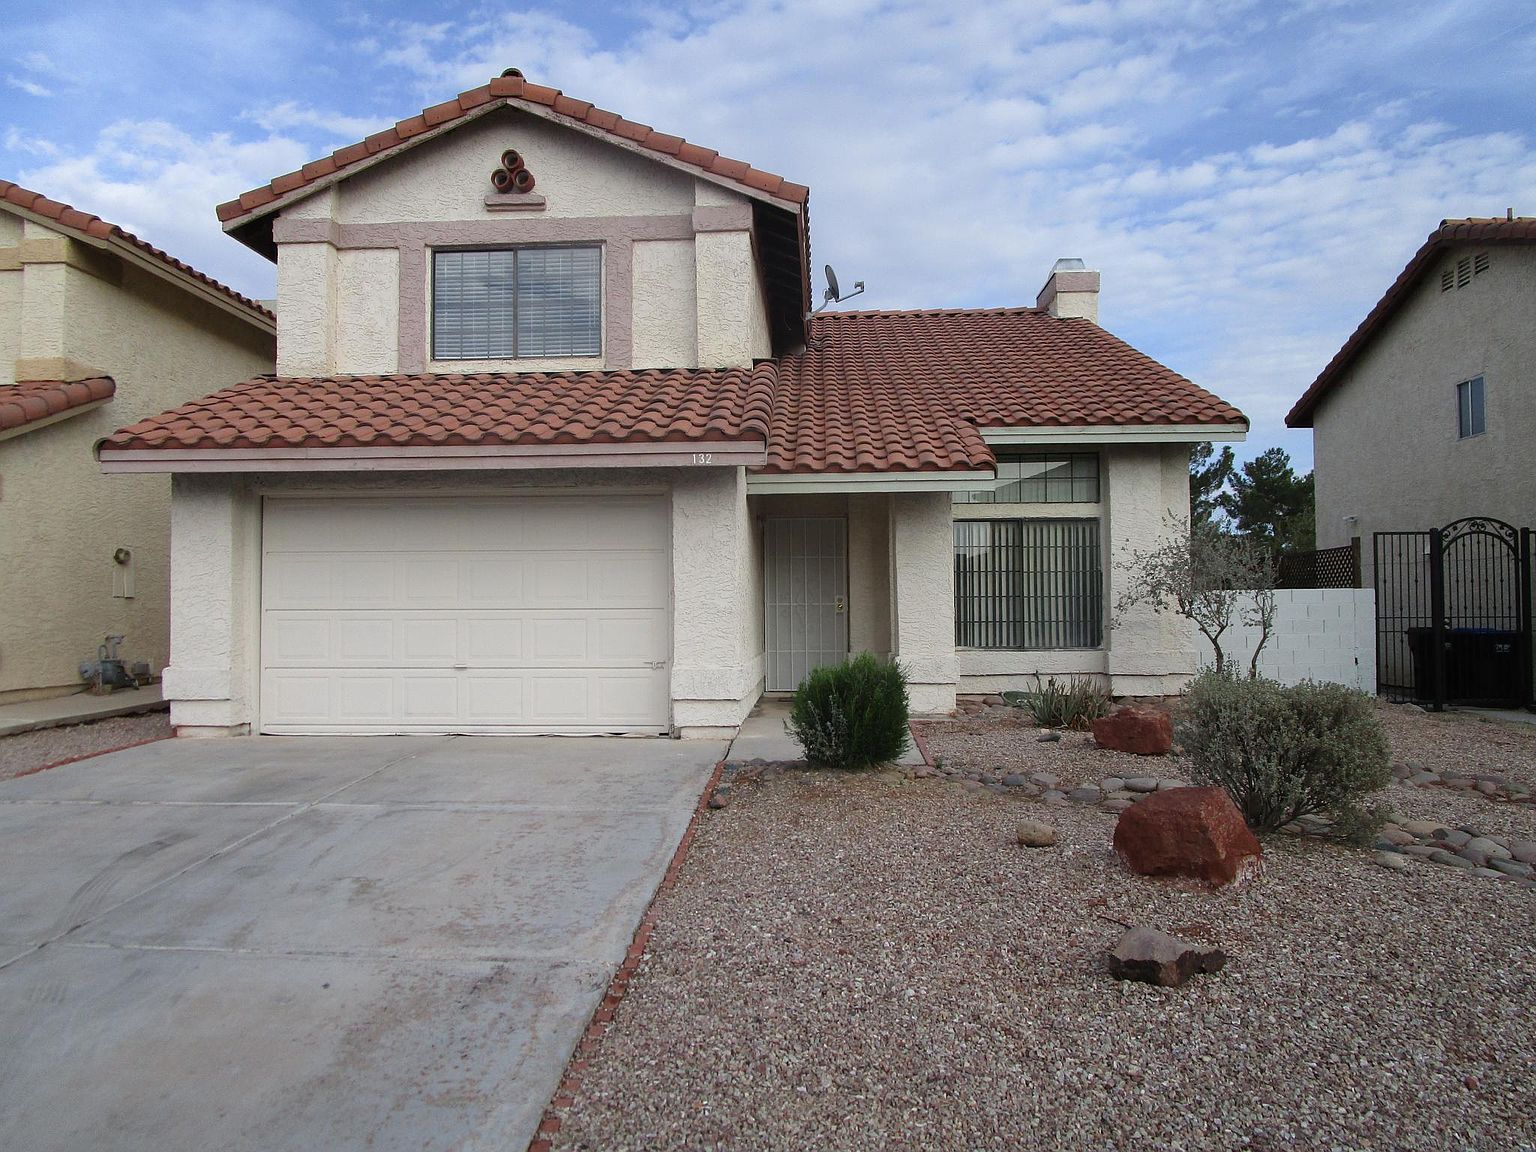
[0,734,722,1151]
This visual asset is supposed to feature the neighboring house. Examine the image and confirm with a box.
[1288,216,1536,561]
[0,182,276,704]
[98,72,1246,738]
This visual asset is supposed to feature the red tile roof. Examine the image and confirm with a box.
[763,308,1247,473]
[217,73,809,228]
[0,377,116,435]
[1288,216,1536,427]
[102,368,776,451]
[101,308,1245,472]
[0,181,274,323]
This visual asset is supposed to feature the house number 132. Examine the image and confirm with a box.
[691,452,714,464]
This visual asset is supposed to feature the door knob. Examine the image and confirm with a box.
[835,596,846,613]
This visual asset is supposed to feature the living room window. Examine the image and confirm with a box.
[952,451,1100,504]
[432,246,601,360]
[1457,375,1485,438]
[953,518,1103,649]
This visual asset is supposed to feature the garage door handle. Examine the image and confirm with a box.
[453,663,469,670]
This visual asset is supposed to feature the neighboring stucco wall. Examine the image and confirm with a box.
[0,218,275,700]
[955,442,1196,697]
[1196,589,1376,691]
[270,103,770,377]
[1312,244,1536,581]
[162,467,761,737]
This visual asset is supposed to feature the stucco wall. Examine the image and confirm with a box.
[270,102,771,377]
[890,491,959,712]
[631,239,697,368]
[1196,590,1376,691]
[163,467,761,736]
[0,218,274,700]
[1312,245,1536,583]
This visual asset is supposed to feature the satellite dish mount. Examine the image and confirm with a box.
[811,264,865,314]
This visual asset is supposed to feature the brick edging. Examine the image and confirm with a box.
[8,734,173,782]
[527,757,726,1151]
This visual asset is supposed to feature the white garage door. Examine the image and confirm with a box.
[260,495,670,735]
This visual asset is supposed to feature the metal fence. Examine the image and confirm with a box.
[1373,518,1534,709]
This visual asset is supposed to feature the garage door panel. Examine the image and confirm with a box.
[464,558,525,605]
[401,675,459,723]
[261,496,670,734]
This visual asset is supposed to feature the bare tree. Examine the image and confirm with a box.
[1116,518,1279,677]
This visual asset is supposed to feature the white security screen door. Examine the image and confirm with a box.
[260,495,670,735]
[764,517,849,692]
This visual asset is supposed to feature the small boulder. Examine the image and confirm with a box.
[1400,819,1445,839]
[1465,836,1512,861]
[1510,840,1536,866]
[1100,776,1127,794]
[1106,926,1226,988]
[1113,787,1262,887]
[1069,786,1102,804]
[1374,850,1412,873]
[708,788,731,810]
[1037,731,1063,743]
[1016,820,1058,848]
[1125,777,1161,793]
[1092,709,1173,756]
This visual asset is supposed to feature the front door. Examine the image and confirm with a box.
[764,517,849,691]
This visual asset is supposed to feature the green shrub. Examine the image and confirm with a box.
[1178,670,1391,837]
[786,654,910,770]
[1002,675,1111,730]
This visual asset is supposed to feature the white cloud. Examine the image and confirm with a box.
[15,121,311,300]
[6,76,53,98]
[245,101,389,141]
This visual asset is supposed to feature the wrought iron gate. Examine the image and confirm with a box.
[1374,518,1534,710]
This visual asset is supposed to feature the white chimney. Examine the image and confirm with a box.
[1036,257,1100,323]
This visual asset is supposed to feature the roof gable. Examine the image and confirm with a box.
[0,181,273,327]
[1287,216,1536,427]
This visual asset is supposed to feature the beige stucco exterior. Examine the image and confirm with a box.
[270,103,770,378]
[0,213,275,701]
[1310,243,1536,581]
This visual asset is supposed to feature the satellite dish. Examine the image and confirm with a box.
[824,264,841,302]
[808,262,867,317]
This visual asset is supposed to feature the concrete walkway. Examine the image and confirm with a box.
[0,684,166,737]
[0,733,722,1152]
[728,697,927,765]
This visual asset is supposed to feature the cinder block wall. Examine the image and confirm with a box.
[1197,590,1376,691]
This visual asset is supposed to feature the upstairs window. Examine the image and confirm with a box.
[1457,375,1485,438]
[432,246,601,360]
[953,452,1100,504]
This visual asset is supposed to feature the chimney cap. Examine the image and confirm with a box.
[1051,257,1088,272]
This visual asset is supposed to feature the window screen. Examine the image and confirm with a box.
[953,519,1103,649]
[953,452,1100,504]
[432,246,600,359]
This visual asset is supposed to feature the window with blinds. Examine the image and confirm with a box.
[953,518,1103,649]
[953,452,1100,504]
[432,246,601,360]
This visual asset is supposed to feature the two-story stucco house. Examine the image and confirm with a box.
[1288,215,1536,571]
[0,182,276,704]
[99,72,1247,738]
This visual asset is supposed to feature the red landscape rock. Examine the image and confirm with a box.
[1113,786,1263,887]
[1106,926,1227,987]
[1092,708,1173,756]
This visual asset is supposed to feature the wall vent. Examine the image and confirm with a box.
[1442,252,1491,293]
[1473,251,1490,276]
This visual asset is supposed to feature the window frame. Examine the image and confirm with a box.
[1456,375,1486,439]
[953,516,1105,651]
[953,450,1101,505]
[430,243,603,363]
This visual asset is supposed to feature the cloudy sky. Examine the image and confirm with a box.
[5,0,1533,467]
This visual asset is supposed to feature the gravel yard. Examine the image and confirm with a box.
[550,705,1536,1151]
[0,711,172,782]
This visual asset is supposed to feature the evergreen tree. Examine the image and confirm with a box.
[1220,447,1314,552]
[1189,441,1235,532]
